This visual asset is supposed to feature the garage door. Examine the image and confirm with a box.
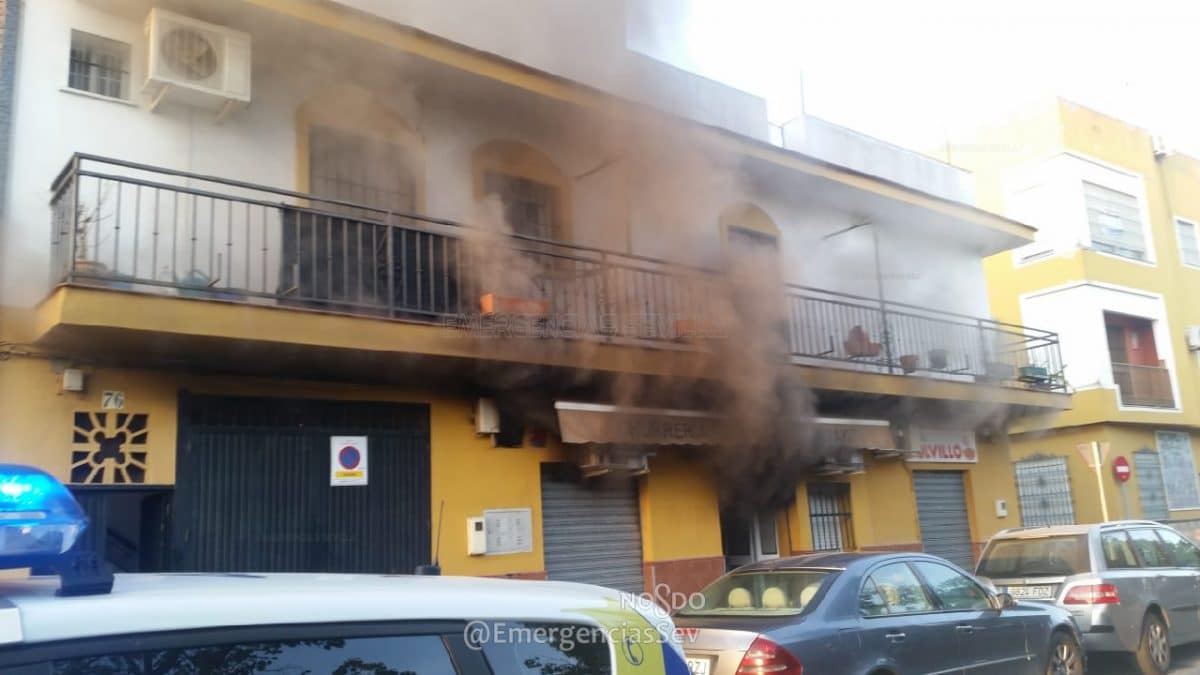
[541,464,644,594]
[173,394,430,574]
[1135,449,1169,520]
[913,471,974,570]
[1015,457,1076,527]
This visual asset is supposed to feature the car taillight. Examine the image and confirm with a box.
[736,636,803,674]
[1063,583,1120,605]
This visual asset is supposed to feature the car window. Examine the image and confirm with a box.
[912,561,991,610]
[480,622,612,675]
[1102,531,1140,569]
[1129,528,1170,567]
[976,535,1089,577]
[678,569,834,616]
[5,634,458,674]
[863,562,933,615]
[860,577,890,616]
[1156,529,1200,568]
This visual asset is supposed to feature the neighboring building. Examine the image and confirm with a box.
[959,98,1200,529]
[0,0,1067,595]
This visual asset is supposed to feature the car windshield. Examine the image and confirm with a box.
[977,535,1090,578]
[676,569,834,616]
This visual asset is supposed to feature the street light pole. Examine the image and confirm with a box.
[822,219,891,372]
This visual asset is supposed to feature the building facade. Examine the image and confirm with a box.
[962,99,1200,530]
[0,0,1067,594]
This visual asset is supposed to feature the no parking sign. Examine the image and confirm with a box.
[330,436,368,486]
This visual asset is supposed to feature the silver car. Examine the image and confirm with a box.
[976,520,1200,675]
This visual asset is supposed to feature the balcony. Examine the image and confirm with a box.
[46,155,1064,393]
[1112,362,1175,408]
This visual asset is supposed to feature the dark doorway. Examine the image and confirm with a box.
[70,487,172,572]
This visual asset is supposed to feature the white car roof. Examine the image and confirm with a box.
[0,573,649,646]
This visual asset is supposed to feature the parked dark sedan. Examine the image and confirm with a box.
[673,552,1083,675]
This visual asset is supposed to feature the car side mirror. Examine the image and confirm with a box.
[994,592,1018,610]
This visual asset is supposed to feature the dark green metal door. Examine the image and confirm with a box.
[173,394,430,573]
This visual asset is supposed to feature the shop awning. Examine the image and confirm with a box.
[554,401,727,445]
[812,417,897,452]
[554,402,896,450]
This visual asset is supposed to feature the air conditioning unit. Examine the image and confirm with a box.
[475,398,500,434]
[578,448,651,478]
[1187,326,1200,352]
[144,9,251,118]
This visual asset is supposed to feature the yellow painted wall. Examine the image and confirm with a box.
[638,451,722,562]
[787,439,1019,555]
[1010,424,1200,524]
[0,355,738,576]
[0,358,180,484]
[972,99,1200,451]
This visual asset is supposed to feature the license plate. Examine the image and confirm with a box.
[1007,584,1055,599]
[686,657,711,675]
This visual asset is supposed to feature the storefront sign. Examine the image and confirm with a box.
[484,508,533,555]
[908,428,978,463]
[330,435,368,486]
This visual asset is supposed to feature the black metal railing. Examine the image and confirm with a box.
[787,285,1065,388]
[49,154,1066,390]
[1112,362,1174,408]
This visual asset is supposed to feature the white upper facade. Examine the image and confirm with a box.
[0,0,1017,330]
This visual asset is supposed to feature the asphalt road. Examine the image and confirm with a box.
[1089,643,1200,674]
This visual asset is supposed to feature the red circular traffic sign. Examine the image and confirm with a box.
[1113,455,1132,483]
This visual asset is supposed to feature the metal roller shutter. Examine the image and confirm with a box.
[174,394,430,574]
[540,464,644,594]
[913,471,974,570]
[1015,457,1076,527]
[1135,449,1169,520]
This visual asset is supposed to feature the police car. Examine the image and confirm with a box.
[0,464,690,674]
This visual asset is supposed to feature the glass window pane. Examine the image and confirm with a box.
[680,570,834,616]
[1102,531,1140,569]
[1085,181,1145,260]
[1129,528,1170,567]
[68,30,130,99]
[977,535,1089,577]
[865,563,933,614]
[23,634,457,674]
[1156,529,1200,568]
[859,577,889,616]
[912,561,991,610]
[757,513,778,556]
[1178,220,1200,267]
[481,622,612,675]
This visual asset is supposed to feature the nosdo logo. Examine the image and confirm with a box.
[622,583,706,613]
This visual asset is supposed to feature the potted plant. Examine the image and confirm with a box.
[928,348,949,369]
[899,354,919,373]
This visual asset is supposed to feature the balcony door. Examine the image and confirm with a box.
[1105,312,1173,407]
[283,125,436,313]
[1105,312,1159,367]
[721,508,780,570]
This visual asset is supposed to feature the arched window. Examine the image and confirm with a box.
[472,140,570,241]
[719,202,780,264]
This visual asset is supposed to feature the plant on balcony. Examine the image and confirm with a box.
[899,354,919,373]
[479,292,551,318]
[843,325,882,358]
[176,270,244,302]
[928,348,948,369]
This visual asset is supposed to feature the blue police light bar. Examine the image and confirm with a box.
[0,465,112,596]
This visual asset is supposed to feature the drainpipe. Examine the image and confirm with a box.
[0,0,22,219]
